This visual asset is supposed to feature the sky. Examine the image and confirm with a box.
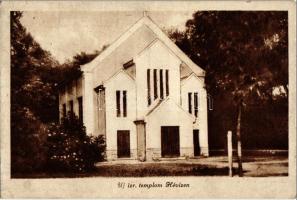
[21,11,195,64]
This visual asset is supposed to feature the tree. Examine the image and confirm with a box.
[169,11,288,176]
[11,11,60,123]
[57,46,108,87]
[11,11,61,173]
[10,11,107,174]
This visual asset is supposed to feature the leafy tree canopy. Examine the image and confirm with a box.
[168,12,288,174]
[169,11,288,104]
[10,11,107,173]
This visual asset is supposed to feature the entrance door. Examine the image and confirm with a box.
[161,126,180,157]
[193,129,200,156]
[117,130,130,158]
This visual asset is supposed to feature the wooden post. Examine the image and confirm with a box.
[227,131,233,177]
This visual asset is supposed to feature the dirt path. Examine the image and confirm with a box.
[96,155,288,177]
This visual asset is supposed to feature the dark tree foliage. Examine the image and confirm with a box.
[208,93,288,150]
[57,46,108,87]
[11,11,60,123]
[10,11,105,174]
[11,11,59,173]
[170,11,288,96]
[241,98,288,149]
[169,11,288,150]
[10,106,49,173]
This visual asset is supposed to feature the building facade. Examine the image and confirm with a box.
[59,15,209,161]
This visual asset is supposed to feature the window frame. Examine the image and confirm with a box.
[165,69,169,96]
[208,94,214,111]
[62,103,66,118]
[153,69,158,100]
[77,96,83,123]
[147,69,151,105]
[123,90,127,117]
[116,90,121,117]
[194,92,198,117]
[188,92,192,114]
[69,100,74,115]
[159,69,164,99]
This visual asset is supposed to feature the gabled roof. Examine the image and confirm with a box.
[181,72,205,87]
[145,97,195,122]
[103,69,135,85]
[81,15,205,77]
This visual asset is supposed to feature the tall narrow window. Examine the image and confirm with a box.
[159,69,163,99]
[62,104,66,118]
[188,93,192,114]
[123,91,127,117]
[116,90,121,117]
[208,94,213,110]
[78,97,83,123]
[194,92,198,117]
[69,100,74,115]
[147,69,151,105]
[165,70,169,96]
[153,69,158,100]
[98,89,102,111]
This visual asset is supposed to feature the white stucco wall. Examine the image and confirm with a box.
[134,39,181,119]
[181,74,209,155]
[59,76,84,121]
[104,71,137,159]
[145,98,195,158]
[82,72,96,135]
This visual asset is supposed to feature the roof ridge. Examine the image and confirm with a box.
[145,97,169,116]
[145,97,195,121]
[81,15,146,72]
[81,13,205,77]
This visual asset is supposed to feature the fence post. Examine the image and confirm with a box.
[227,131,233,177]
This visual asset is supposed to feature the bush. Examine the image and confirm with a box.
[11,106,48,174]
[46,113,106,172]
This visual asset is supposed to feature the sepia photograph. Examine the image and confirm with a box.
[0,0,296,198]
[10,9,289,178]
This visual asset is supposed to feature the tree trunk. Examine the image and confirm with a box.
[236,100,243,177]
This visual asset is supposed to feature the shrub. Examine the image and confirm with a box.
[11,106,48,174]
[46,113,106,172]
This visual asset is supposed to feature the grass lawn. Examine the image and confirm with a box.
[12,163,236,178]
[12,155,288,178]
